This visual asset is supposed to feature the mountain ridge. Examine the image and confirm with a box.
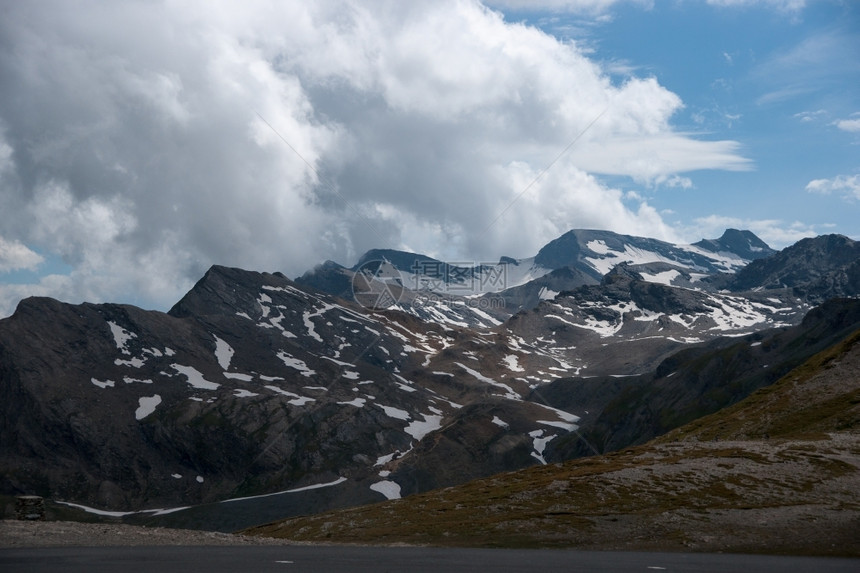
[1,228,858,534]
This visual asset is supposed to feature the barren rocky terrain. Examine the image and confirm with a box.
[0,520,293,548]
[243,434,859,556]
[4,328,859,556]
[244,328,860,556]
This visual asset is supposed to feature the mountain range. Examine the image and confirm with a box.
[1,228,858,532]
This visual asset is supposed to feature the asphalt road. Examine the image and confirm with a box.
[2,546,859,573]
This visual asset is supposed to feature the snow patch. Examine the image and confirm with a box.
[221,477,347,503]
[56,502,136,517]
[455,362,520,400]
[529,429,556,465]
[91,378,115,389]
[135,395,161,420]
[538,287,559,301]
[534,403,580,431]
[171,364,220,390]
[265,385,315,406]
[378,404,411,420]
[224,372,253,381]
[233,389,259,398]
[370,480,401,500]
[586,240,612,255]
[405,413,443,441]
[107,321,136,355]
[276,351,316,377]
[639,269,680,286]
[56,501,189,518]
[502,354,525,372]
[213,335,234,370]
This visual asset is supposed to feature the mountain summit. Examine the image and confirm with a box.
[692,228,774,261]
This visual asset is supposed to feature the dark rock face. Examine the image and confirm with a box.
[729,234,860,301]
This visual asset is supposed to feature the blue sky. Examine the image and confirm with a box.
[513,0,860,243]
[0,0,857,316]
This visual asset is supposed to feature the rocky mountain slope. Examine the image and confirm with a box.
[0,229,858,532]
[0,265,584,526]
[245,326,860,556]
[727,233,860,301]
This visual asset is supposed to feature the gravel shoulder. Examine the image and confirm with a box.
[0,520,297,548]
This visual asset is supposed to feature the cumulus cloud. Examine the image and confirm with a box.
[655,175,694,189]
[0,237,43,273]
[0,0,751,316]
[688,215,818,248]
[835,118,860,133]
[806,175,860,200]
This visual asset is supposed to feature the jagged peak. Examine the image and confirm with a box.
[168,264,293,318]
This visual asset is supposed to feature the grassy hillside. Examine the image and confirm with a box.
[661,328,860,442]
[243,329,860,556]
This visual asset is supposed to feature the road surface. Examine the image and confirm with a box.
[2,545,859,572]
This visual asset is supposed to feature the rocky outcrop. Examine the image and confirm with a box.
[729,234,860,301]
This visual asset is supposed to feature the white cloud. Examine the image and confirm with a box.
[570,133,752,182]
[705,0,805,13]
[835,118,860,133]
[0,237,43,273]
[793,109,828,123]
[485,0,651,15]
[487,0,808,16]
[481,161,681,257]
[0,0,752,316]
[687,215,818,249]
[806,175,860,200]
[655,174,693,189]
